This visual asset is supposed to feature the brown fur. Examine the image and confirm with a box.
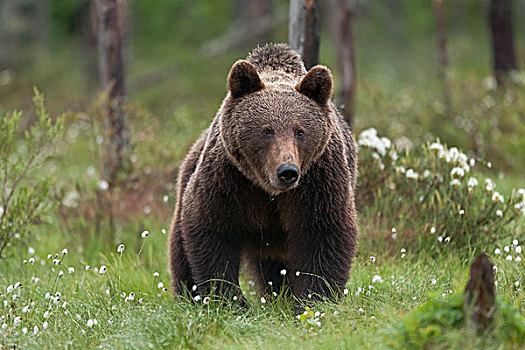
[169,43,359,307]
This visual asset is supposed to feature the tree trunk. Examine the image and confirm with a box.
[333,0,357,127]
[432,0,452,117]
[489,0,518,84]
[95,0,130,186]
[289,0,320,70]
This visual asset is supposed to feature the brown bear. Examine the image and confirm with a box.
[169,43,359,308]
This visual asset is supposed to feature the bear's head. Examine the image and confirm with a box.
[220,60,333,196]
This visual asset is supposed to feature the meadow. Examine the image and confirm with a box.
[1,1,525,348]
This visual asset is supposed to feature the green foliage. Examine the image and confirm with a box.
[390,293,525,349]
[0,89,63,257]
[357,128,525,249]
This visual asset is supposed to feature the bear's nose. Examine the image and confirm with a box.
[277,164,299,185]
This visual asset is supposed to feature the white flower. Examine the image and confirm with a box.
[192,285,197,291]
[161,229,167,235]
[85,265,91,271]
[459,209,465,215]
[58,270,64,277]
[260,297,266,304]
[496,210,503,217]
[515,256,522,262]
[280,269,287,276]
[117,244,125,253]
[485,179,495,192]
[450,167,465,178]
[141,230,149,238]
[28,247,35,255]
[492,191,504,203]
[494,248,501,255]
[163,195,169,202]
[97,180,109,191]
[513,239,519,246]
[61,248,68,255]
[68,267,75,274]
[444,236,451,243]
[431,279,437,285]
[99,265,107,274]
[487,161,492,168]
[87,319,95,328]
[157,282,164,289]
[504,246,510,253]
[358,129,392,156]
[369,256,376,263]
[429,142,444,153]
[296,271,300,276]
[43,321,48,330]
[506,255,513,261]
[372,275,383,283]
[438,236,443,243]
[515,281,520,287]
[153,272,159,278]
[430,226,436,234]
[33,325,39,334]
[203,296,210,305]
[193,295,201,302]
[29,258,35,264]
[343,288,349,295]
[517,189,525,201]
[450,179,461,188]
[405,169,419,180]
[516,246,522,254]
[6,285,14,293]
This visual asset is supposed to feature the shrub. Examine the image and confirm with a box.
[357,128,525,249]
[0,89,63,257]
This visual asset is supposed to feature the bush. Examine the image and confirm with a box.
[357,128,525,249]
[0,89,63,257]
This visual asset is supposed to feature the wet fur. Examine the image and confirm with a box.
[169,43,359,306]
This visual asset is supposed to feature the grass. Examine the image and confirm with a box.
[1,210,523,349]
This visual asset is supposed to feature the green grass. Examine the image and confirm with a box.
[1,212,524,349]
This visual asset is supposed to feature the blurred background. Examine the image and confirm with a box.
[0,0,523,252]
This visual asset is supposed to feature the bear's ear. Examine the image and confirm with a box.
[296,65,333,105]
[227,60,265,99]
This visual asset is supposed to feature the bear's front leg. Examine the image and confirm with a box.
[280,176,359,310]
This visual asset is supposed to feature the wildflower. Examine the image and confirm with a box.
[161,229,167,234]
[459,209,465,215]
[369,256,376,263]
[117,244,125,253]
[485,179,495,192]
[296,271,300,276]
[203,296,210,305]
[97,180,109,191]
[438,236,443,243]
[58,270,64,277]
[450,167,465,178]
[163,195,169,202]
[515,281,520,287]
[496,210,503,217]
[492,192,504,203]
[344,288,349,295]
[99,265,107,274]
[157,282,164,289]
[43,321,48,330]
[429,142,444,153]
[6,285,14,293]
[126,292,135,301]
[391,227,397,239]
[61,248,68,255]
[450,179,461,188]
[87,319,95,328]
[68,267,75,274]
[430,226,436,234]
[516,256,522,262]
[487,161,492,168]
[153,272,159,278]
[405,169,419,180]
[504,246,510,253]
[401,248,406,253]
[431,278,437,285]
[29,258,35,264]
[193,295,201,302]
[513,239,519,246]
[516,246,522,254]
[85,265,91,270]
[506,255,513,261]
[192,285,197,291]
[444,237,451,243]
[141,230,149,238]
[22,327,28,334]
[372,275,383,283]
[28,247,35,255]
[47,254,52,259]
[495,248,501,255]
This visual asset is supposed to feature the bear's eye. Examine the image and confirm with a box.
[295,130,305,138]
[262,128,274,136]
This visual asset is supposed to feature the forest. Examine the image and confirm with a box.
[0,0,524,348]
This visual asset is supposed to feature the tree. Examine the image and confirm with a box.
[432,0,452,117]
[94,0,131,186]
[332,0,357,127]
[489,0,518,84]
[289,0,320,70]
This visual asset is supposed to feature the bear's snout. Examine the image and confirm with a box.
[276,164,299,186]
